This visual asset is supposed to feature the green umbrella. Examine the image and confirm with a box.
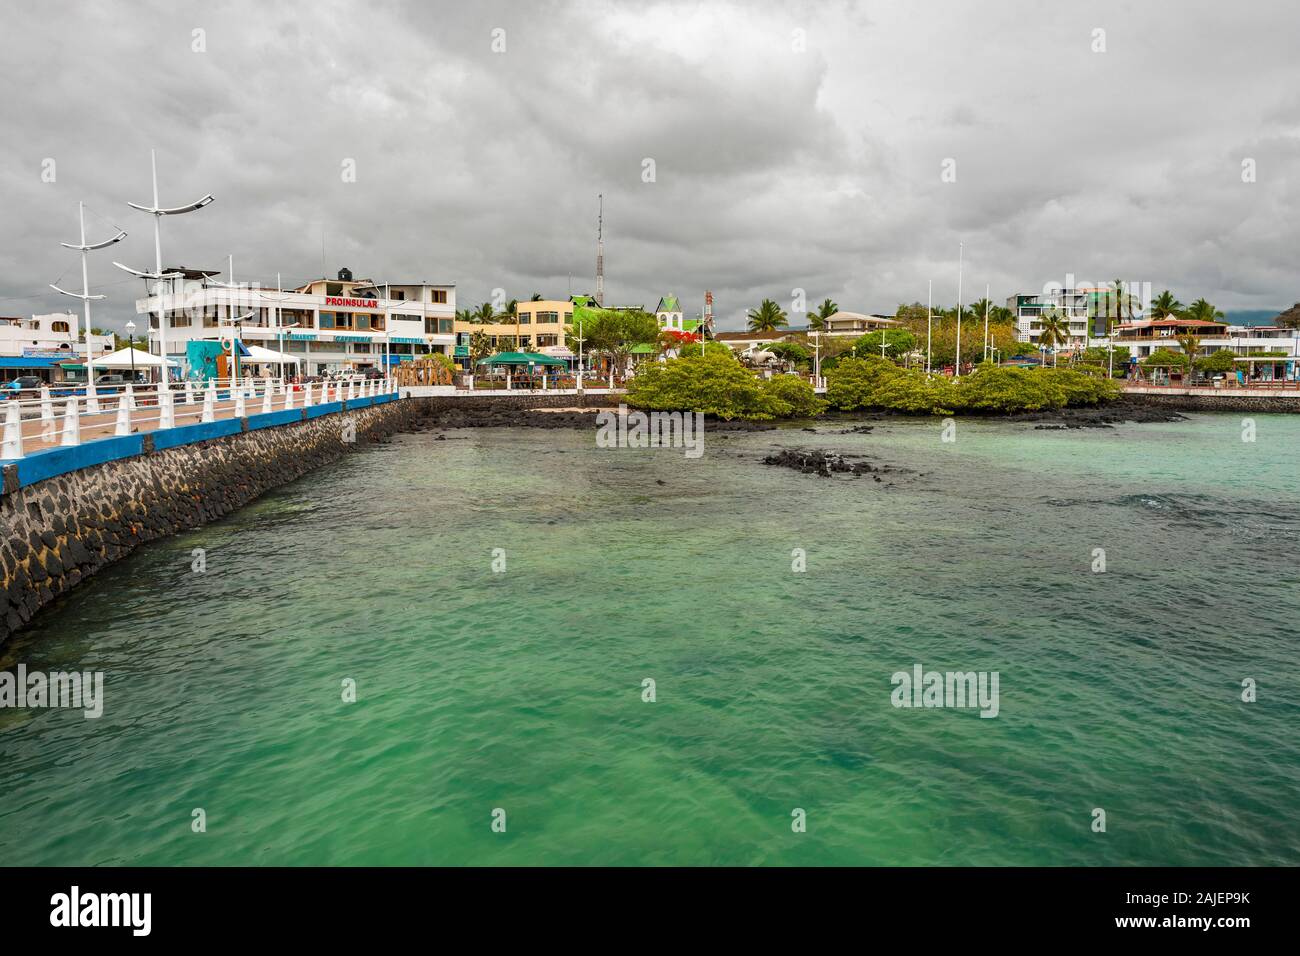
[477,351,566,367]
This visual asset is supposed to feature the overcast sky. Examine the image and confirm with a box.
[2,0,1298,331]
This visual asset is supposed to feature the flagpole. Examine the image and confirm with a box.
[983,282,991,362]
[926,279,933,374]
[955,242,964,377]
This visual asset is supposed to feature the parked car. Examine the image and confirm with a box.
[3,376,44,397]
[362,367,385,380]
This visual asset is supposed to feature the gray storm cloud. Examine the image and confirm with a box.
[1,0,1297,331]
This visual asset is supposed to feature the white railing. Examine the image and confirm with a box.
[1,375,396,460]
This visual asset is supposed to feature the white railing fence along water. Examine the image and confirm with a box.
[0,375,395,460]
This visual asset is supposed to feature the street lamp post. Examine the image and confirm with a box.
[50,201,127,410]
[114,149,214,385]
[125,320,137,383]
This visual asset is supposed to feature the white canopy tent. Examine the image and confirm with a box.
[87,346,180,369]
[240,344,300,366]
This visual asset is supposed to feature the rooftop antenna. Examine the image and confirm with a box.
[595,194,604,307]
[114,148,214,380]
[50,201,127,411]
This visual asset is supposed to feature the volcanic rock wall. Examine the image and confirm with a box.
[0,401,416,648]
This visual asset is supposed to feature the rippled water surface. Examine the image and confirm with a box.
[2,412,1298,865]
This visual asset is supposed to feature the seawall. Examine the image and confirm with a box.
[0,399,416,648]
[1122,389,1300,413]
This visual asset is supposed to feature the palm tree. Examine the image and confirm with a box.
[1149,290,1185,320]
[455,307,474,324]
[1184,298,1225,324]
[1109,279,1135,329]
[1176,333,1202,382]
[747,298,789,333]
[809,298,838,331]
[473,302,496,325]
[530,293,543,301]
[1038,310,1069,366]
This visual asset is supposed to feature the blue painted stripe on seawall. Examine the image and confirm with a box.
[151,417,244,451]
[4,434,146,486]
[305,401,344,419]
[246,409,304,431]
[0,396,403,489]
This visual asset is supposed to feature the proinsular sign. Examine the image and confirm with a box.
[325,296,378,309]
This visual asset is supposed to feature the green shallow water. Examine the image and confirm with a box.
[2,412,1298,866]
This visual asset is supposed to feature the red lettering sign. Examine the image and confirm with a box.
[325,296,378,309]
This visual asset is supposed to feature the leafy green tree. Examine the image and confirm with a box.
[1176,333,1202,380]
[625,350,777,419]
[467,330,494,371]
[474,302,497,324]
[851,329,916,359]
[760,375,827,417]
[746,298,789,333]
[764,341,812,366]
[1141,347,1186,369]
[826,357,958,414]
[1194,349,1236,375]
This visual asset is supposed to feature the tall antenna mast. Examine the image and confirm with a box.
[595,193,604,307]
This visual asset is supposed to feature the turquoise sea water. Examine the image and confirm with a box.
[2,413,1298,866]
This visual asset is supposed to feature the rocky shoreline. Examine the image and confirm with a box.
[407,398,1184,434]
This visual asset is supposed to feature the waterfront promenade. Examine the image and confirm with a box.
[1,376,396,488]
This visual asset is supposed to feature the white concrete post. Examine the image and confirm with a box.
[302,382,313,408]
[261,381,273,414]
[183,381,194,405]
[285,383,295,410]
[234,385,246,418]
[506,371,512,391]
[159,385,175,429]
[2,401,23,458]
[60,397,80,446]
[85,378,100,415]
[40,386,56,441]
[202,382,216,423]
[125,383,137,411]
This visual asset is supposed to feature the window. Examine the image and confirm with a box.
[52,320,70,333]
[356,314,371,330]
[320,312,336,329]
[439,318,453,334]
[393,290,405,300]
[326,283,343,296]
[518,313,531,324]
[537,311,559,324]
[430,289,447,304]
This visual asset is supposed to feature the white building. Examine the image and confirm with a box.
[818,311,898,337]
[1007,288,1127,348]
[132,267,456,376]
[1113,319,1300,359]
[0,312,115,382]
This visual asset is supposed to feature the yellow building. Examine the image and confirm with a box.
[454,299,574,359]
